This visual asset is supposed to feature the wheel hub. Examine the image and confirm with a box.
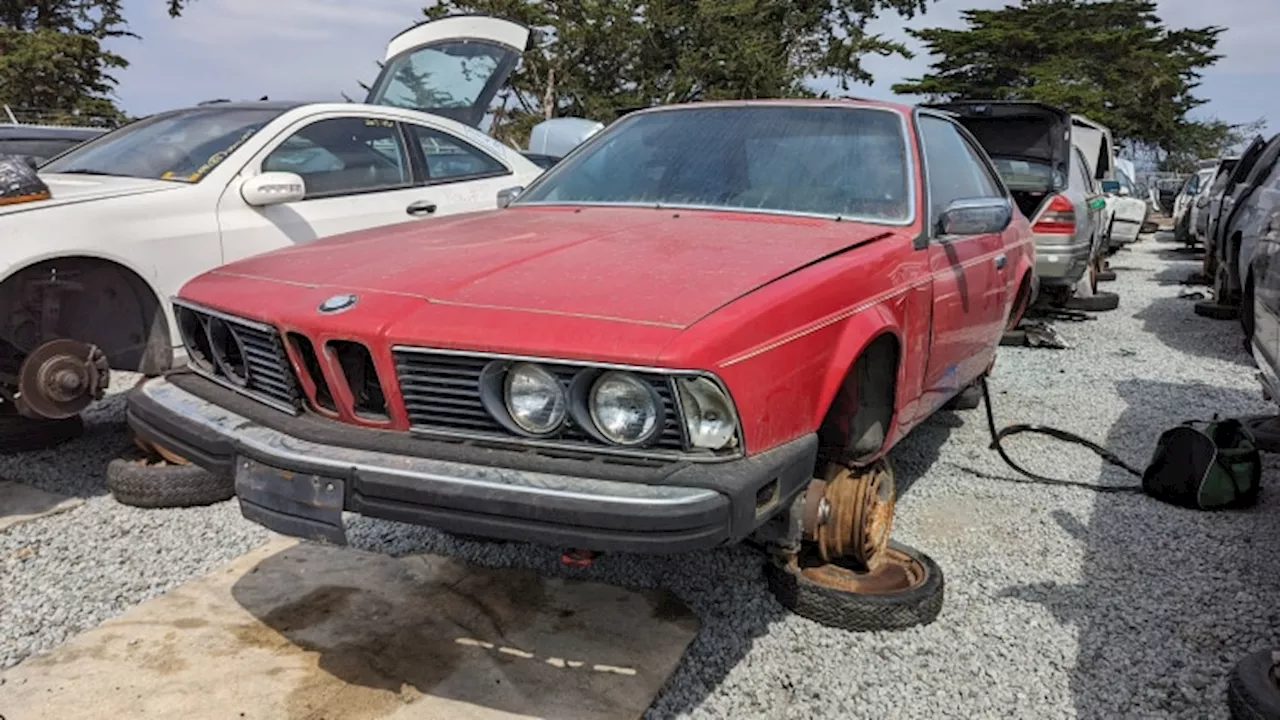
[802,459,896,568]
[794,544,925,594]
[15,339,109,420]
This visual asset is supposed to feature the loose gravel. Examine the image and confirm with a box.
[4,233,1280,719]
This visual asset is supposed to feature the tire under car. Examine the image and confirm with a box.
[765,541,944,632]
[1227,649,1280,720]
[106,448,234,508]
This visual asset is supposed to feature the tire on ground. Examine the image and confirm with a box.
[1064,291,1120,312]
[765,541,945,632]
[0,414,84,454]
[1194,300,1239,321]
[106,451,234,508]
[1227,649,1280,720]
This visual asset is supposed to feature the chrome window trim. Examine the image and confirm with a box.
[511,103,918,227]
[391,345,744,462]
[170,297,300,416]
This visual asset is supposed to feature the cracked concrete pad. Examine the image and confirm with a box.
[0,480,83,532]
[0,537,699,720]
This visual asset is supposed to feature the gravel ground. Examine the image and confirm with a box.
[4,232,1280,719]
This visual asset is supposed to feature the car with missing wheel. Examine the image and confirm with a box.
[0,15,551,450]
[129,99,1035,629]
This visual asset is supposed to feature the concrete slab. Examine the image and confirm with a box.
[0,538,699,720]
[0,480,83,532]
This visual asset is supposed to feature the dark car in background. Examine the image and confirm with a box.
[1212,134,1280,311]
[0,124,107,166]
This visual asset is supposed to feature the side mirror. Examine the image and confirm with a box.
[937,198,1012,237]
[241,172,306,207]
[496,186,524,208]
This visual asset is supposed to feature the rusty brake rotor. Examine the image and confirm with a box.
[802,459,896,568]
[15,339,110,420]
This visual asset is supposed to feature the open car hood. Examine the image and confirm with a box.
[365,15,531,129]
[924,101,1071,191]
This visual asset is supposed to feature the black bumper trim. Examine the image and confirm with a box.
[127,376,818,554]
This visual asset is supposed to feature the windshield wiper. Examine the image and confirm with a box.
[51,169,143,178]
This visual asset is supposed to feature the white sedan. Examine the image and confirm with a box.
[0,16,547,426]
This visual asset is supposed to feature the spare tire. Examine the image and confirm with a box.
[107,450,233,508]
[0,413,84,454]
[1228,649,1280,720]
[765,541,944,632]
[1064,291,1121,312]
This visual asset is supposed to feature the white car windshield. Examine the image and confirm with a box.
[515,105,912,222]
[42,106,285,183]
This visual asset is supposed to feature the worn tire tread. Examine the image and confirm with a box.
[107,456,233,508]
[765,541,945,632]
[1227,650,1280,720]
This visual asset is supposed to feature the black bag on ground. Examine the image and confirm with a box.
[1142,418,1262,510]
[0,154,50,205]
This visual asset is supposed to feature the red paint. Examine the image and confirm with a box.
[178,102,1035,461]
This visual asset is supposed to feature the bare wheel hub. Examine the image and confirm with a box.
[16,339,110,420]
[801,459,896,568]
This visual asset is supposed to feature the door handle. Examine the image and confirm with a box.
[406,200,438,217]
[994,254,1007,270]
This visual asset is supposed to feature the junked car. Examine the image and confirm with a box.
[0,15,552,447]
[1174,168,1215,245]
[1194,157,1240,245]
[1205,135,1270,290]
[926,101,1104,308]
[128,99,1035,626]
[1217,134,1280,343]
[1099,162,1151,250]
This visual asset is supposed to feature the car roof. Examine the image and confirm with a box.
[0,124,108,140]
[626,97,916,117]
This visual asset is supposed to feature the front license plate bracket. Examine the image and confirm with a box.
[234,457,347,545]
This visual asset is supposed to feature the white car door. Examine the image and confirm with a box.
[215,113,434,264]
[401,119,528,215]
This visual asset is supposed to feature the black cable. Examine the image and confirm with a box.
[978,376,1146,494]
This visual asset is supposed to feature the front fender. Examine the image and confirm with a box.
[809,304,905,430]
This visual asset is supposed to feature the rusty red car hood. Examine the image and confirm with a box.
[205,206,890,329]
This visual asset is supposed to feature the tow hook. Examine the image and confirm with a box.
[560,549,597,568]
[15,339,110,420]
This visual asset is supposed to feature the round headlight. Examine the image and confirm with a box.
[677,377,737,450]
[504,363,567,435]
[589,371,660,446]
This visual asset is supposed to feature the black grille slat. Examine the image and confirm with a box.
[176,303,300,411]
[393,350,685,452]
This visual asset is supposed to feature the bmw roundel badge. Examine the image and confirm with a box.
[318,293,358,314]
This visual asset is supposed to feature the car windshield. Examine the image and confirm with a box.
[42,107,285,183]
[515,105,911,222]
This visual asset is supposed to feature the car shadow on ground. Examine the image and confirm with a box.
[1132,295,1254,366]
[997,378,1280,719]
[0,390,131,498]
[1151,264,1211,287]
[894,409,964,498]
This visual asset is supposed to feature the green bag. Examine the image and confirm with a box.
[1142,418,1262,510]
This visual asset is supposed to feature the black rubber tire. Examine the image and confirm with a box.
[107,453,234,508]
[1228,649,1280,720]
[1064,291,1120,312]
[943,384,983,411]
[1097,269,1118,282]
[1194,300,1240,321]
[765,541,945,632]
[0,413,84,454]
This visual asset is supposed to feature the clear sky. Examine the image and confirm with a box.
[108,0,1273,133]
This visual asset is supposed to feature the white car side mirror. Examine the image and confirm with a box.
[241,172,306,207]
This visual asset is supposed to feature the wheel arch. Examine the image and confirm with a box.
[0,253,174,375]
[812,318,904,468]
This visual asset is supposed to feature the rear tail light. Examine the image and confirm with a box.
[1032,194,1076,235]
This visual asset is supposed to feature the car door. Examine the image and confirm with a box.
[401,120,522,215]
[917,113,1010,399]
[216,113,429,263]
[1215,137,1268,246]
[365,15,530,129]
[1251,199,1280,375]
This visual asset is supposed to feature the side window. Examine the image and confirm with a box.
[262,117,410,199]
[1070,149,1091,193]
[919,116,1002,223]
[406,125,508,182]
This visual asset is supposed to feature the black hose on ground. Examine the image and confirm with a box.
[978,376,1146,494]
